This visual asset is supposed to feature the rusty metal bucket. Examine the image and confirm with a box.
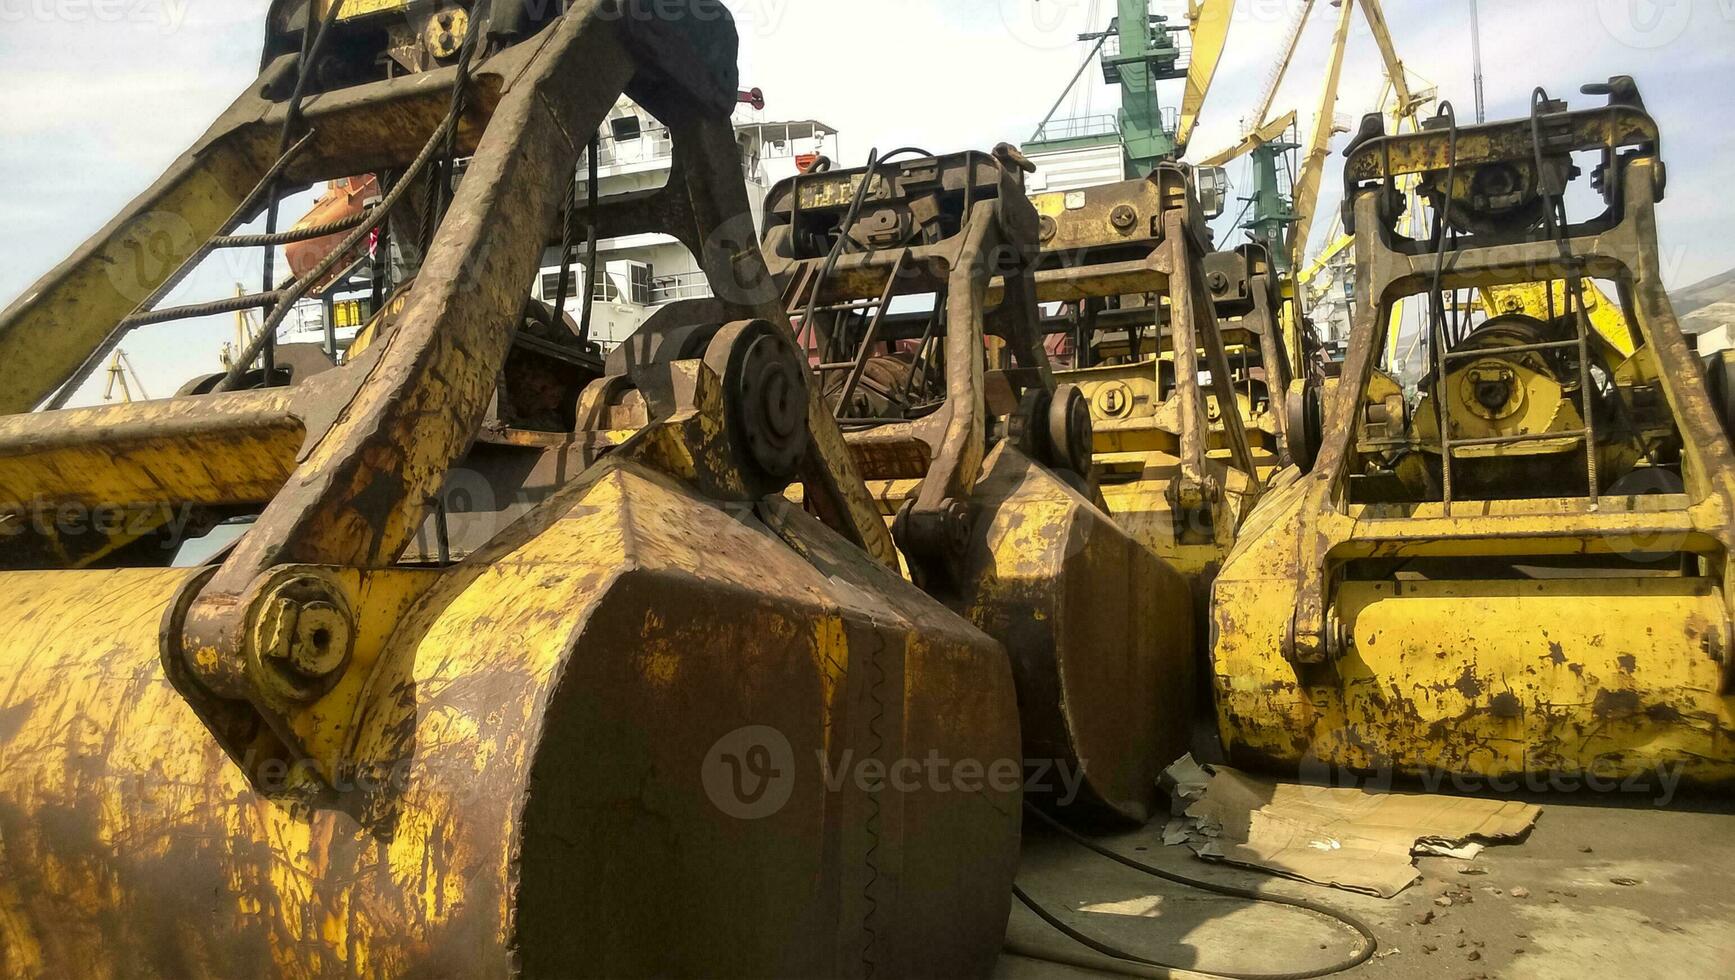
[0,450,1021,977]
[0,5,1023,975]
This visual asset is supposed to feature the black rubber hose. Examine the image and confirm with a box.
[1010,804,1379,980]
[578,133,600,346]
[802,146,882,362]
[799,144,941,365]
[1428,101,1459,359]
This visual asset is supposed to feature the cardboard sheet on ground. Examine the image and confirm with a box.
[1160,757,1540,897]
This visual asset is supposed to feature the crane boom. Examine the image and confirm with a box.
[100,350,149,404]
[1249,0,1317,135]
[1358,0,1422,124]
[1197,110,1297,168]
[1288,0,1355,274]
[1175,0,1237,152]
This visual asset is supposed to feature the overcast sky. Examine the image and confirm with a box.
[3,0,1733,402]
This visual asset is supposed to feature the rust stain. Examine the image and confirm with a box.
[1593,688,1642,719]
[1489,691,1523,719]
[0,697,33,743]
[1646,702,1685,723]
[1452,664,1483,699]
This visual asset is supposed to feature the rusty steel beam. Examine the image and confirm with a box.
[0,388,305,512]
[762,147,1199,823]
[152,4,749,762]
[0,47,536,414]
[1340,84,1662,235]
[1034,167,1265,488]
[763,150,1055,539]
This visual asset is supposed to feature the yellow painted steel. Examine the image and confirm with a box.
[1030,171,1269,595]
[783,150,1198,822]
[1481,280,1638,356]
[0,456,1021,976]
[1287,0,1356,275]
[0,6,1025,974]
[0,162,254,414]
[1215,105,1735,788]
[0,66,495,414]
[1196,110,1297,169]
[1176,0,1237,152]
[1058,358,1267,582]
[1285,0,1428,281]
[1215,566,1735,784]
[0,387,306,567]
[322,0,413,20]
[960,443,1196,823]
[1296,233,1351,289]
[1411,356,1586,456]
[1356,0,1423,121]
[0,389,304,511]
[1094,481,1233,583]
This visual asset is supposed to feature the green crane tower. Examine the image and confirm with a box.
[1103,0,1188,176]
[1243,138,1300,274]
[1024,1,1188,180]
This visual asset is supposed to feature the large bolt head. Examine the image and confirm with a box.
[256,597,299,665]
[425,7,469,60]
[289,601,352,679]
[942,498,973,556]
[250,575,356,704]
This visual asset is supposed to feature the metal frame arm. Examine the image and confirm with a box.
[0,49,530,414]
[164,4,754,756]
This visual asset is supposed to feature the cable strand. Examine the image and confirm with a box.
[1010,804,1378,980]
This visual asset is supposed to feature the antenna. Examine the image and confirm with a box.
[1468,0,1486,123]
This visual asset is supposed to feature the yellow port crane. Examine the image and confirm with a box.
[1254,2,1636,370]
[1188,0,1432,398]
[101,349,149,403]
[1196,0,1427,273]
